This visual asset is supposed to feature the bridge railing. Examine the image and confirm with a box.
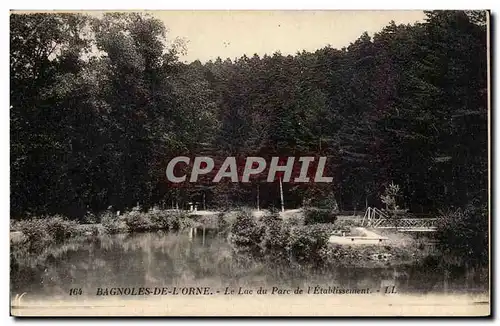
[373,218,439,229]
[362,207,439,229]
[362,207,389,226]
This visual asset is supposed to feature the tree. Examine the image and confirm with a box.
[11,10,488,220]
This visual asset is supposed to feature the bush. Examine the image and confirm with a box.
[101,211,128,234]
[304,208,337,225]
[259,213,291,262]
[15,218,50,252]
[82,211,98,224]
[168,211,193,231]
[102,209,194,233]
[228,210,337,266]
[435,201,488,266]
[217,212,230,234]
[45,215,79,242]
[80,224,100,236]
[123,211,153,232]
[289,223,335,265]
[13,215,79,252]
[148,211,172,230]
[229,210,263,256]
[282,212,305,228]
[334,219,360,228]
[10,219,19,231]
[303,190,338,210]
[135,210,193,232]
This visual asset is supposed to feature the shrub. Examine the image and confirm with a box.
[229,210,263,256]
[282,212,305,228]
[13,215,79,252]
[15,218,50,252]
[123,211,153,232]
[288,223,335,265]
[82,211,98,224]
[259,213,291,262]
[169,211,193,231]
[435,201,488,267]
[303,190,338,211]
[10,219,19,231]
[228,210,337,266]
[80,224,100,236]
[45,215,79,242]
[334,219,360,228]
[148,211,172,230]
[101,211,128,234]
[146,210,193,231]
[380,181,401,212]
[304,208,337,225]
[217,212,230,234]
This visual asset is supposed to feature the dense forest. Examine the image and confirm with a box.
[10,11,488,219]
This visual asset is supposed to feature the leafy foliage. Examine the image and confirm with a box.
[435,201,488,266]
[259,213,291,261]
[228,210,337,266]
[13,216,80,252]
[11,10,488,261]
[101,211,128,234]
[303,208,337,225]
[380,182,400,210]
[123,211,154,232]
[122,210,193,233]
[288,223,335,265]
[228,210,263,256]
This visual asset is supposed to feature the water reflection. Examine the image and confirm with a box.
[10,230,488,299]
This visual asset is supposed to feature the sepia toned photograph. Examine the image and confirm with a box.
[9,9,490,317]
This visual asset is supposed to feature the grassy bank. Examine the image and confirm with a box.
[225,208,437,269]
[10,207,436,268]
[11,208,489,297]
[10,209,195,252]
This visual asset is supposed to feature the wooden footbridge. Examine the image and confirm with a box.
[361,207,438,232]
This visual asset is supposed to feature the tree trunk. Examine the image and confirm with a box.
[257,184,260,211]
[279,177,285,212]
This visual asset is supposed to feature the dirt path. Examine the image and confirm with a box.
[367,228,420,247]
[356,227,384,238]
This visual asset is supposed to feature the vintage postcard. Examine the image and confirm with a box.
[9,10,490,317]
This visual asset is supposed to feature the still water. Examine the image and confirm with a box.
[10,231,488,300]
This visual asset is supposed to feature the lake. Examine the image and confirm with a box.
[10,230,488,301]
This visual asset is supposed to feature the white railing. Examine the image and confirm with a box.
[362,207,438,229]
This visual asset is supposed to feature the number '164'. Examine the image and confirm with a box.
[69,288,82,296]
